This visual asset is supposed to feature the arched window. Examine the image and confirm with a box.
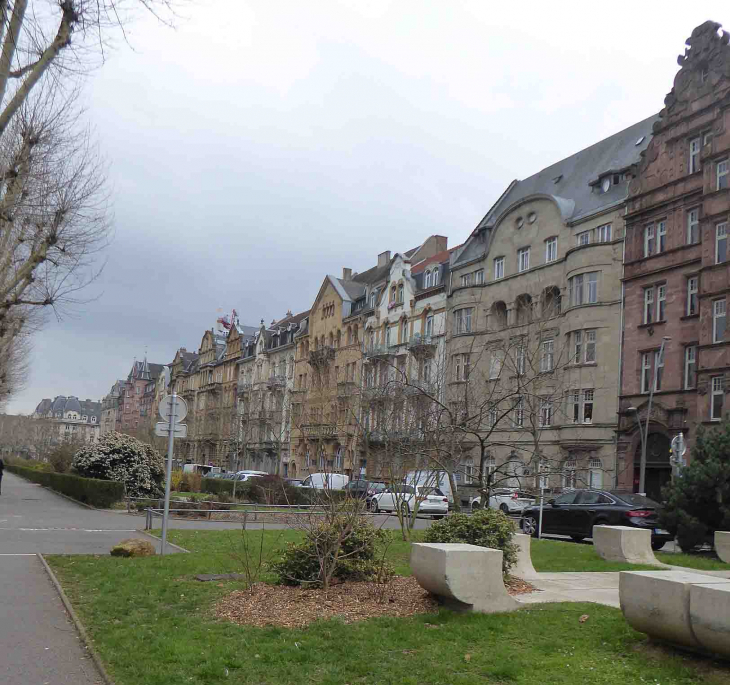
[542,286,562,317]
[563,459,577,489]
[432,268,440,286]
[491,301,508,330]
[390,285,397,302]
[589,457,603,489]
[515,294,533,325]
[397,283,404,303]
[347,327,353,345]
[370,291,377,309]
[424,270,432,288]
[401,317,409,343]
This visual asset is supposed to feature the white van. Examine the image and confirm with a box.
[300,473,350,490]
[406,470,454,505]
[182,464,220,476]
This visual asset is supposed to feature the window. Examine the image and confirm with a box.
[489,349,504,379]
[385,326,391,347]
[716,223,727,264]
[475,269,484,285]
[493,257,504,280]
[461,273,473,287]
[657,221,667,253]
[583,390,594,423]
[684,346,697,389]
[425,315,434,338]
[596,223,612,242]
[644,287,654,324]
[569,272,598,306]
[518,247,530,272]
[454,353,471,382]
[589,458,603,489]
[573,330,582,363]
[687,208,700,244]
[540,339,554,372]
[587,272,598,303]
[454,308,473,334]
[369,291,377,309]
[397,284,404,303]
[539,399,552,428]
[577,231,591,246]
[704,129,713,145]
[640,351,664,394]
[563,459,577,489]
[516,343,525,375]
[687,277,699,316]
[545,237,557,263]
[424,270,432,288]
[711,376,725,421]
[488,406,498,428]
[585,330,597,363]
[718,159,729,190]
[689,137,701,174]
[432,268,440,286]
[513,396,524,427]
[644,224,655,257]
[713,299,726,343]
[657,285,666,321]
[655,349,664,391]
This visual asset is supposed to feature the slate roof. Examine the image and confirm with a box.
[35,396,101,422]
[476,115,659,231]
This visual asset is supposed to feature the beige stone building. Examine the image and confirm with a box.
[33,396,101,444]
[447,117,657,493]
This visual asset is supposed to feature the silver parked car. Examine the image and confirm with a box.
[470,488,536,514]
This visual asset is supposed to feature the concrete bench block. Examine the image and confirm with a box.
[690,582,730,658]
[715,531,730,564]
[593,525,659,565]
[411,542,519,614]
[512,533,537,579]
[619,570,730,651]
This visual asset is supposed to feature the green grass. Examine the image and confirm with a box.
[530,539,659,572]
[657,551,730,571]
[48,529,730,685]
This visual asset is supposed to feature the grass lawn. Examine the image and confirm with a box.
[47,527,730,685]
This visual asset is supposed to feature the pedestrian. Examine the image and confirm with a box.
[0,456,4,495]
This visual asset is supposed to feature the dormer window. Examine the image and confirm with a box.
[432,268,439,286]
[424,270,432,288]
[601,177,611,193]
[369,291,377,309]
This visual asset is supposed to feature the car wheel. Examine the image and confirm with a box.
[499,503,510,514]
[522,516,539,537]
[570,535,586,542]
[651,540,667,551]
[471,500,482,512]
[370,500,379,513]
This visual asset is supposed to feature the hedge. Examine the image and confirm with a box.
[6,464,124,508]
[202,477,237,498]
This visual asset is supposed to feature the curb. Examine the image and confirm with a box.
[37,553,115,685]
[138,529,190,553]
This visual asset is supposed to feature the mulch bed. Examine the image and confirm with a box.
[214,575,536,629]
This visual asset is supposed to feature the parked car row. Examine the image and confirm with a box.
[470,488,536,514]
[369,485,449,519]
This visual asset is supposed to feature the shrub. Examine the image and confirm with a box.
[423,508,518,574]
[202,476,236,498]
[6,464,124,507]
[48,443,78,474]
[659,422,730,552]
[179,472,202,493]
[270,518,393,587]
[170,470,184,492]
[72,432,164,498]
[241,475,309,505]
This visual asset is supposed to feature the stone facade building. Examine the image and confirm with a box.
[100,380,125,436]
[33,396,102,444]
[618,22,730,500]
[118,359,165,434]
[448,116,656,494]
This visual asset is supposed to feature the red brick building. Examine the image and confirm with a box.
[618,22,730,499]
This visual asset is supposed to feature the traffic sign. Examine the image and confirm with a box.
[155,421,187,438]
[159,394,188,423]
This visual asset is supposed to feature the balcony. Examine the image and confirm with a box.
[237,380,252,394]
[407,334,437,358]
[308,346,336,367]
[337,380,357,395]
[363,344,393,360]
[404,378,436,396]
[301,423,337,438]
[266,375,286,390]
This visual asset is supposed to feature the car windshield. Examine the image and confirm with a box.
[418,487,444,496]
[610,492,660,508]
[369,483,387,492]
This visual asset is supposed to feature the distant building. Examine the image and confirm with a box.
[100,380,125,436]
[119,358,165,434]
[33,395,102,444]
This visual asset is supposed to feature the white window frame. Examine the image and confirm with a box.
[573,330,582,363]
[716,222,727,264]
[684,345,697,390]
[654,349,664,391]
[489,349,504,380]
[687,208,700,245]
[513,396,524,428]
[570,274,584,306]
[711,376,725,421]
[644,224,655,257]
[516,344,525,375]
[432,268,440,286]
[424,270,432,288]
[540,339,554,372]
[582,389,594,424]
[713,298,726,343]
[596,223,612,243]
[539,398,552,428]
[425,315,434,338]
[718,159,729,190]
[657,221,667,253]
[657,285,666,321]
[689,137,701,174]
[563,459,577,489]
[687,276,699,316]
[589,458,603,489]
[641,352,652,394]
[644,287,654,324]
[577,230,591,246]
[545,237,558,263]
[454,308,473,334]
[475,269,484,285]
[587,272,598,303]
[461,273,473,287]
[493,256,504,280]
[518,247,530,273]
[585,330,597,363]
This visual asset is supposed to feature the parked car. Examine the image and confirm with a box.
[406,469,454,506]
[345,479,386,499]
[365,482,388,509]
[299,473,350,490]
[370,485,448,519]
[470,488,536,514]
[519,489,673,550]
[234,470,269,482]
[284,478,304,487]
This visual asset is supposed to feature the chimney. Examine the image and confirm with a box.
[342,267,352,280]
[378,251,391,267]
[286,309,292,317]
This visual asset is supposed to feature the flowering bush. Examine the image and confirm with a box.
[72,431,165,498]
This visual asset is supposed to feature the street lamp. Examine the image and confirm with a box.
[629,335,671,496]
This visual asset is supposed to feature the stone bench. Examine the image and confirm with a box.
[715,531,730,564]
[410,543,519,614]
[512,533,538,579]
[593,525,660,565]
[620,570,730,659]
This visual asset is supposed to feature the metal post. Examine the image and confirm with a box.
[538,486,544,539]
[160,393,176,556]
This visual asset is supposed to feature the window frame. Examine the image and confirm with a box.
[493,256,504,280]
[585,329,597,363]
[713,298,726,343]
[641,352,652,394]
[656,284,666,321]
[518,246,530,273]
[644,224,655,257]
[474,269,484,285]
[657,221,667,253]
[711,376,725,421]
[540,339,554,372]
[689,137,701,174]
[718,159,729,190]
[686,276,699,316]
[545,236,558,263]
[573,330,582,363]
[596,223,612,243]
[643,287,654,324]
[684,345,697,390]
[454,307,474,334]
[577,230,591,246]
[687,208,700,245]
[716,222,727,264]
[539,398,552,428]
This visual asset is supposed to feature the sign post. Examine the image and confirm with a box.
[157,393,188,555]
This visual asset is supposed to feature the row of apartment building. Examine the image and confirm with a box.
[92,22,729,502]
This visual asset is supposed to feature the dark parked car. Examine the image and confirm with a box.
[345,479,386,500]
[520,489,673,550]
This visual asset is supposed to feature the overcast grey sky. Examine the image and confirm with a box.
[6,1,728,414]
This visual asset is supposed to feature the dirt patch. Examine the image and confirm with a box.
[215,575,536,629]
[504,575,537,595]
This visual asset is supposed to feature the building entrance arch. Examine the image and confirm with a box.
[633,432,671,501]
